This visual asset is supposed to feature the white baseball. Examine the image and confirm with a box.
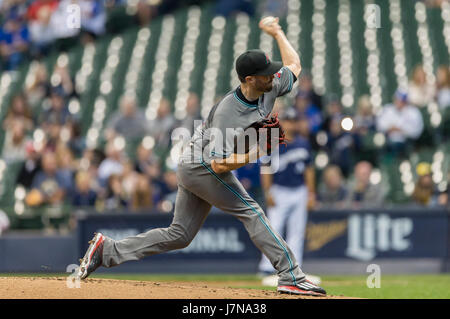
[261,16,276,26]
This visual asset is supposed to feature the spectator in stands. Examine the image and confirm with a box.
[134,143,160,180]
[436,65,450,109]
[16,141,41,188]
[71,170,97,207]
[297,70,323,110]
[66,121,85,158]
[317,164,348,209]
[56,145,76,192]
[178,92,201,136]
[325,115,359,177]
[27,0,59,57]
[121,161,152,211]
[79,0,107,42]
[26,151,72,207]
[344,161,384,209]
[353,95,376,136]
[3,92,34,131]
[412,162,440,207]
[293,90,322,134]
[148,97,176,148]
[101,173,128,210]
[1,119,30,163]
[25,61,50,108]
[49,0,81,52]
[97,141,125,186]
[40,87,72,127]
[321,94,343,135]
[408,64,435,108]
[52,63,77,99]
[105,94,148,141]
[0,11,30,70]
[376,89,424,157]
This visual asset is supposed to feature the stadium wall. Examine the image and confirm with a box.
[0,209,448,274]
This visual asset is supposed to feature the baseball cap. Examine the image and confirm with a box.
[394,89,408,102]
[235,49,283,79]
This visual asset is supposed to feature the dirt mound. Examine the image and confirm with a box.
[0,277,353,299]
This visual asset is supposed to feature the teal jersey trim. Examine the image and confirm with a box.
[233,91,258,108]
[200,159,297,285]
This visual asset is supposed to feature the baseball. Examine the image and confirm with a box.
[261,16,276,26]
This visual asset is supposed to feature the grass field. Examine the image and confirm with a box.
[2,273,449,299]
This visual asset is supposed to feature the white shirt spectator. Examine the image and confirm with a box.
[376,103,424,143]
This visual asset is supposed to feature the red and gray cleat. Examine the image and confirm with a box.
[278,279,327,297]
[77,233,105,280]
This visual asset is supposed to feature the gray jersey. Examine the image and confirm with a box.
[182,66,296,164]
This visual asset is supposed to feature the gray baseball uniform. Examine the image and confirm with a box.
[101,66,305,286]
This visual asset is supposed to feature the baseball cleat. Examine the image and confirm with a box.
[278,279,327,297]
[77,232,105,280]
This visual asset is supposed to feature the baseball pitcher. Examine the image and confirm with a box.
[77,17,326,296]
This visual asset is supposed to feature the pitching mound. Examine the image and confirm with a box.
[0,277,353,299]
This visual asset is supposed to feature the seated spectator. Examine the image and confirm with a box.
[121,161,153,211]
[97,142,125,186]
[71,170,97,207]
[326,116,360,177]
[353,95,376,135]
[79,0,107,42]
[412,162,440,207]
[376,89,423,157]
[135,0,158,27]
[148,97,176,148]
[297,69,323,110]
[408,64,435,107]
[49,0,81,52]
[321,93,343,134]
[40,87,72,127]
[134,143,160,180]
[105,94,148,141]
[2,119,30,163]
[317,165,348,209]
[0,12,30,70]
[16,141,41,188]
[52,63,77,99]
[66,121,86,158]
[178,92,201,136]
[25,151,72,207]
[27,0,59,57]
[3,92,34,132]
[214,0,255,17]
[102,174,128,210]
[344,161,385,209]
[293,90,322,134]
[436,65,450,109]
[25,61,50,108]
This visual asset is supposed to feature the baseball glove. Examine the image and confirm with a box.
[234,113,287,155]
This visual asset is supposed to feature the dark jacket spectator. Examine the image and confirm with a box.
[72,170,97,207]
[105,94,149,141]
[345,161,385,209]
[317,165,348,209]
[0,13,30,70]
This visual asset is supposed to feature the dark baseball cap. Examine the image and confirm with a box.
[236,49,283,79]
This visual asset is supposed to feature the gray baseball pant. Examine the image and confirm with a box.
[101,160,305,286]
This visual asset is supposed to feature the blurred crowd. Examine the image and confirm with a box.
[0,0,208,71]
[1,54,205,214]
[1,60,449,221]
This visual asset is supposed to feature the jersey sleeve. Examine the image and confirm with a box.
[208,113,238,159]
[272,66,297,97]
